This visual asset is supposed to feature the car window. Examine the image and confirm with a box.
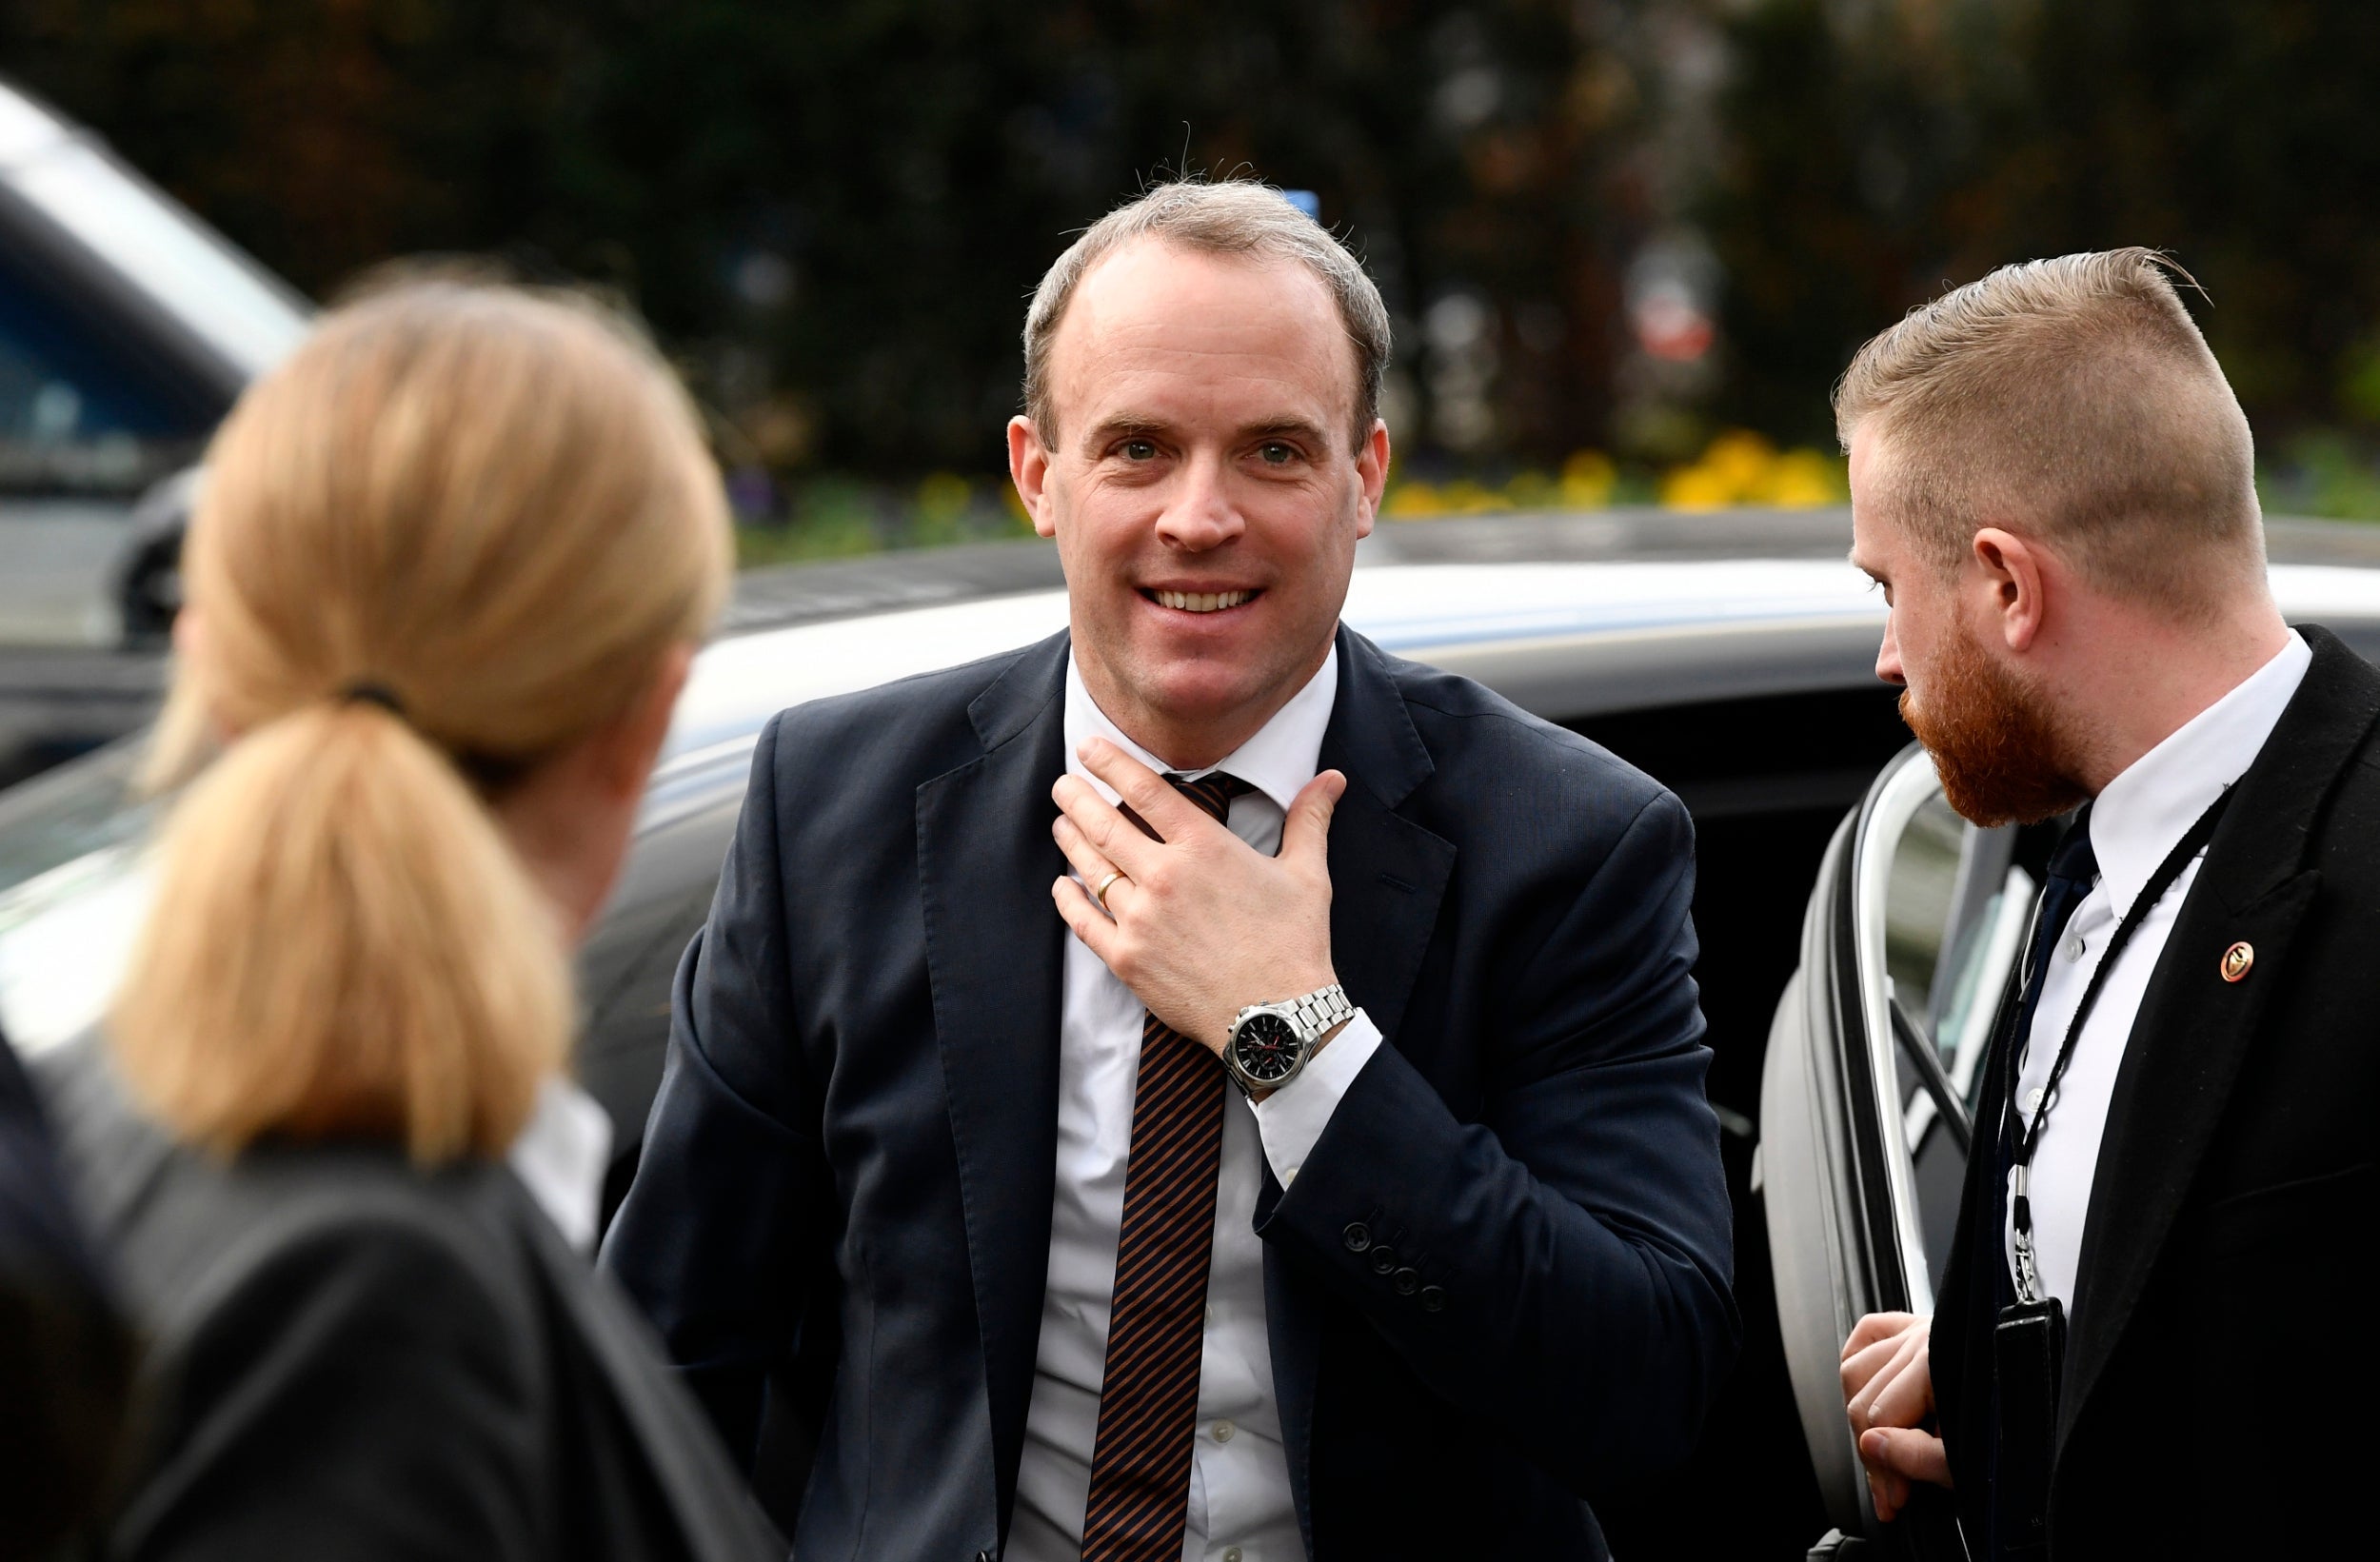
[3,134,308,382]
[0,262,211,495]
[1872,782,2033,1281]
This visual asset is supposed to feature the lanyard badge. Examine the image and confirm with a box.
[1992,788,2231,1557]
[1993,1287,2066,1561]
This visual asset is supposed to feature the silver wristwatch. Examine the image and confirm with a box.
[1221,983,1355,1095]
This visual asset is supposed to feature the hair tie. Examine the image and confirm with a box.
[340,682,407,719]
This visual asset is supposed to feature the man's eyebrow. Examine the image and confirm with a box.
[1078,414,1340,451]
[1240,416,1333,445]
[1079,414,1173,452]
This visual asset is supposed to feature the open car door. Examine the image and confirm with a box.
[1758,742,2037,1558]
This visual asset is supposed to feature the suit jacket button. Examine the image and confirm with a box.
[1369,1246,1399,1275]
[1342,1222,1372,1253]
[976,1552,995,1561]
[1419,1285,1447,1312]
[1393,1267,1421,1295]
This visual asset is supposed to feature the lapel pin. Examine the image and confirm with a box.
[2219,941,2253,983]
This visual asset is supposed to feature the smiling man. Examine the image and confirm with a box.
[604,180,1737,1562]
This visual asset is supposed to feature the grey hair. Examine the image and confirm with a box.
[1021,179,1393,449]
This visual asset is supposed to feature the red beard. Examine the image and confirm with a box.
[1899,624,2092,827]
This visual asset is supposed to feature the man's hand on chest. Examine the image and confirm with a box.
[1049,736,1346,1062]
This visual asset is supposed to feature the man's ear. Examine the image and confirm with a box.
[1972,527,2050,653]
[1354,419,1389,540]
[1008,415,1059,540]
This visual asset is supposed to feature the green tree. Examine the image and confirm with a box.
[1710,0,2380,453]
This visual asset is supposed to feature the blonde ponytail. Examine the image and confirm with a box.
[109,280,728,1162]
[114,702,567,1160]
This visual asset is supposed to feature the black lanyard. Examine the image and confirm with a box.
[2005,786,2232,1303]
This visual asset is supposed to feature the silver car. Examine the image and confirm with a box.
[8,508,2378,1556]
[0,75,307,648]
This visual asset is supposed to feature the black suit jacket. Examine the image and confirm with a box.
[2,1023,133,1557]
[1934,624,2380,1557]
[37,1038,781,1562]
[603,625,1738,1561]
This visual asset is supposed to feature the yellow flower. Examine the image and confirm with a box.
[1559,450,1616,509]
[917,472,971,522]
[1659,430,1845,509]
[1385,481,1446,519]
[1759,448,1844,507]
[1701,430,1778,496]
[1661,464,1736,511]
[1440,480,1510,514]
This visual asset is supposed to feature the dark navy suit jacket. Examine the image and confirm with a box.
[603,625,1738,1561]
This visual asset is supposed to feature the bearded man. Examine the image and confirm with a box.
[1836,248,2380,1559]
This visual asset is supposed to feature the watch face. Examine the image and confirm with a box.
[1232,1012,1300,1082]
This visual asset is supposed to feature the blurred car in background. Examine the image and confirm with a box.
[9,507,2380,1557]
[0,76,309,780]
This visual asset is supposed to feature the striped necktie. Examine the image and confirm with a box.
[1081,771,1254,1562]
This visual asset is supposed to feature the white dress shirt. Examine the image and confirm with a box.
[2004,630,2310,1310]
[507,1075,615,1256]
[1007,648,1385,1562]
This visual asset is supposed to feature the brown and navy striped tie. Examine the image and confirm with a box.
[1080,771,1254,1562]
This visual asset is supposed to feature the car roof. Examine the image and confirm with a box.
[661,507,2380,781]
[717,506,2380,638]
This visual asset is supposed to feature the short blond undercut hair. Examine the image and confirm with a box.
[1835,247,2263,610]
[1022,179,1392,450]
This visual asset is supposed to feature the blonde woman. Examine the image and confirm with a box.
[38,281,778,1562]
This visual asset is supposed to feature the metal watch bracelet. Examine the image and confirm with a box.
[1223,982,1355,1094]
[1281,983,1355,1041]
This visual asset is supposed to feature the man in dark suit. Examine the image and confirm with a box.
[604,179,1736,1561]
[1836,248,2378,1557]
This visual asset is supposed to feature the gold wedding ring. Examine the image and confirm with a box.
[1093,870,1127,911]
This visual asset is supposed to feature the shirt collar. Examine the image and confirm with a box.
[2091,629,2311,919]
[506,1075,613,1256]
[1062,644,1339,816]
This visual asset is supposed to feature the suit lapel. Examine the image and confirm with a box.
[1316,629,1455,1045]
[2060,626,2380,1448]
[1264,627,1456,1544]
[916,630,1072,1531]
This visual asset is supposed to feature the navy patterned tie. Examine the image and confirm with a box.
[1081,771,1254,1562]
[2008,807,2099,1070]
[1995,809,2099,1211]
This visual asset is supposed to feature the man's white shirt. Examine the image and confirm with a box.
[1006,648,1384,1562]
[2003,629,2310,1310]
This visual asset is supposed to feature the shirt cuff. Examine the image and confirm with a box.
[1250,1008,1383,1186]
